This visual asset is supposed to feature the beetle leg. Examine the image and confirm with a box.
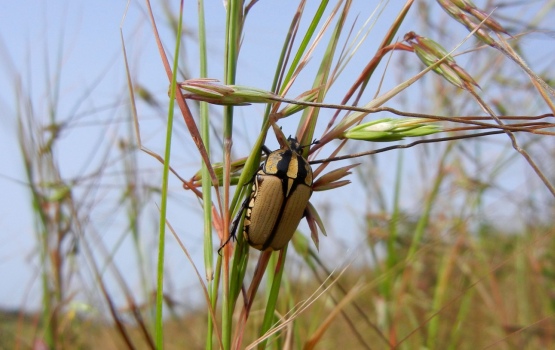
[262,145,272,156]
[217,194,250,255]
[230,195,251,241]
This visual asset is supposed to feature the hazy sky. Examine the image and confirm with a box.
[0,0,396,310]
[0,1,553,312]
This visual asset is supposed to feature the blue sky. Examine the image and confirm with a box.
[0,0,553,312]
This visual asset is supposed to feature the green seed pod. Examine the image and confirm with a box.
[243,137,313,251]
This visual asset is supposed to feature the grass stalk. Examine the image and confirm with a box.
[406,142,453,260]
[195,0,217,348]
[258,249,288,349]
[154,2,185,346]
[222,1,243,348]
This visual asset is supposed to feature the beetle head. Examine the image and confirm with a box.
[286,136,302,154]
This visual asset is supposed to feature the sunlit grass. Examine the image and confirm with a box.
[3,0,555,349]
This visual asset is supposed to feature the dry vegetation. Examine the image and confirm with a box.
[3,0,555,349]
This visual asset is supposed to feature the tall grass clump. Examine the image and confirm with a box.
[6,0,555,349]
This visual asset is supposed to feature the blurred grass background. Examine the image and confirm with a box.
[2,0,555,349]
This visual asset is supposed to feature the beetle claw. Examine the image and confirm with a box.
[217,235,233,256]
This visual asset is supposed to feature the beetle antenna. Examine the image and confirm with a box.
[300,139,319,150]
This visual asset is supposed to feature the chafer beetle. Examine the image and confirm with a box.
[232,137,313,251]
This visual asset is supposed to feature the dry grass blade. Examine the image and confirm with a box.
[303,282,364,350]
[246,261,354,349]
[165,216,224,349]
[467,88,555,197]
[120,31,203,199]
[142,0,223,215]
[233,251,272,350]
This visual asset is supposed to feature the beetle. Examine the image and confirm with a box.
[229,136,313,251]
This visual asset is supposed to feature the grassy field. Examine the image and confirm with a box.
[3,225,555,349]
[3,0,555,349]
